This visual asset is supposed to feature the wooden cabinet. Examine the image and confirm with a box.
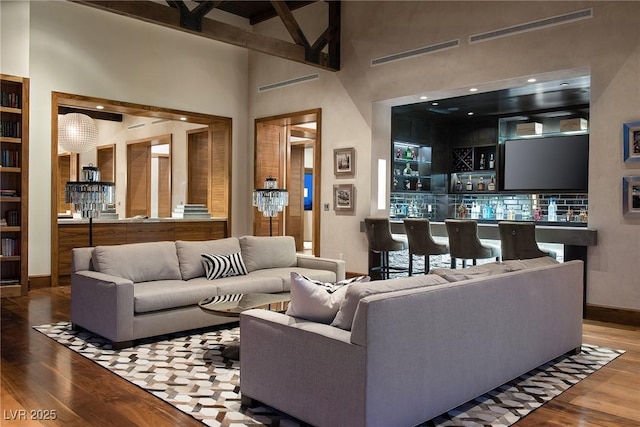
[1,74,29,297]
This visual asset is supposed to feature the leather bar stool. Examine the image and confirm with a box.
[445,219,501,268]
[364,217,408,279]
[403,218,449,275]
[498,221,557,260]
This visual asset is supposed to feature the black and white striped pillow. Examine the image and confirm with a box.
[201,252,248,280]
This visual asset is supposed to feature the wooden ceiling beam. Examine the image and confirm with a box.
[270,0,310,48]
[72,0,339,71]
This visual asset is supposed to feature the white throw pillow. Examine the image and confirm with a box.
[201,252,248,280]
[285,272,370,324]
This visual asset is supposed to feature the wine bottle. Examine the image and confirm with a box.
[487,175,496,191]
[477,176,485,191]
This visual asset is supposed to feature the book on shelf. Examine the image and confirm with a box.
[1,149,19,167]
[0,189,18,197]
[1,91,21,109]
[1,238,19,256]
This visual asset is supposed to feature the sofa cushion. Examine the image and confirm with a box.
[247,267,338,291]
[502,256,559,271]
[176,237,241,280]
[202,252,248,280]
[331,274,449,330]
[133,279,218,313]
[239,236,297,273]
[213,275,284,295]
[429,261,513,282]
[93,241,181,283]
[285,273,370,323]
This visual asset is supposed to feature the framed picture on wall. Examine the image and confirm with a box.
[333,184,355,213]
[623,121,640,162]
[623,176,640,217]
[334,147,355,177]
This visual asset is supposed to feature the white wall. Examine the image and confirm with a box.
[1,1,29,77]
[249,1,640,311]
[25,1,250,276]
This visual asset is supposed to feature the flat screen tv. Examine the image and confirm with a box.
[502,134,589,192]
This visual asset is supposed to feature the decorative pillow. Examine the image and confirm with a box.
[285,272,370,324]
[331,274,449,331]
[201,252,248,280]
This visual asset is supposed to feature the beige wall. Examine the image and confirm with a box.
[249,1,640,311]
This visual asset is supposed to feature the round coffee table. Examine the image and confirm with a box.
[198,292,291,359]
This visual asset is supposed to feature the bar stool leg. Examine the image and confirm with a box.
[408,253,413,276]
[425,255,430,273]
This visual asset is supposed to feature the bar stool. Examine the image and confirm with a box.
[445,219,500,268]
[403,218,449,275]
[364,217,408,279]
[498,221,557,260]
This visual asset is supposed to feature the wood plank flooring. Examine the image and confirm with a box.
[2,287,640,426]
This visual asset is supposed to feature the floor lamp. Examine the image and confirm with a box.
[252,177,289,236]
[65,164,115,247]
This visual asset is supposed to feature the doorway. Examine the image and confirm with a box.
[254,109,321,256]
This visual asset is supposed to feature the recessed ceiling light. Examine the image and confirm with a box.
[560,82,569,87]
[527,78,537,83]
[469,88,478,92]
[468,112,474,116]
[179,117,187,121]
[432,102,438,106]
[96,105,104,110]
[420,96,428,100]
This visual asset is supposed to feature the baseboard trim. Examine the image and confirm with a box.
[29,275,51,289]
[585,304,640,327]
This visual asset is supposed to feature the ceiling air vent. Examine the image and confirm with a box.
[258,73,319,92]
[371,39,460,66]
[470,8,593,44]
[127,123,146,130]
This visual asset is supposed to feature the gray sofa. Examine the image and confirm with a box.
[240,258,583,427]
[71,235,345,348]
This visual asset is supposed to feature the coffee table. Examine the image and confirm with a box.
[198,292,291,359]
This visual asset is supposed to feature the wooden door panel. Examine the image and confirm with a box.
[187,129,209,206]
[158,155,171,217]
[254,122,283,236]
[127,142,151,217]
[287,145,304,250]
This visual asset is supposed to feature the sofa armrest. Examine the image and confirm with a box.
[71,271,135,344]
[296,255,346,281]
[240,309,365,426]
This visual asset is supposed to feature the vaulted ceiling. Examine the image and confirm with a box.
[73,0,340,71]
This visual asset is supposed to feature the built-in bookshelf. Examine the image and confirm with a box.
[0,74,29,297]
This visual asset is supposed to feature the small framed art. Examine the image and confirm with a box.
[334,147,355,177]
[623,121,640,162]
[333,184,355,213]
[623,176,640,217]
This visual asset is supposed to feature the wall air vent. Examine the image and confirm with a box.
[258,73,319,92]
[469,8,593,44]
[151,119,171,125]
[371,39,460,66]
[127,123,146,130]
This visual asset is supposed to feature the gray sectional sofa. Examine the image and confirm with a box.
[70,235,345,348]
[240,257,584,427]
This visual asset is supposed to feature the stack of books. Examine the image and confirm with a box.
[171,204,212,219]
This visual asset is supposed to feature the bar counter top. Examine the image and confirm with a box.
[385,220,597,246]
[58,217,227,224]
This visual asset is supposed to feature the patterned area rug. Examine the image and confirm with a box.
[34,322,623,427]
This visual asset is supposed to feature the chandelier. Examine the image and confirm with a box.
[252,177,288,236]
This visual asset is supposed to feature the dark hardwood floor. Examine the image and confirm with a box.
[2,287,640,426]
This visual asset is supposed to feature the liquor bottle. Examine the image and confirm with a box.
[496,203,505,220]
[548,198,557,221]
[456,178,463,192]
[487,175,496,191]
[405,146,412,159]
[396,148,401,159]
[416,179,422,191]
[477,176,485,191]
[488,153,495,169]
[479,153,486,169]
[465,175,473,191]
